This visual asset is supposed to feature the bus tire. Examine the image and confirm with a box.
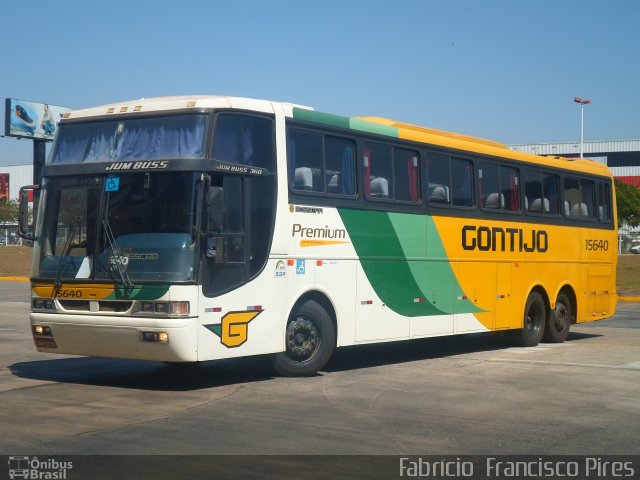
[543,293,571,343]
[512,291,546,347]
[273,299,335,377]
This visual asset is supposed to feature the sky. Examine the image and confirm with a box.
[1,0,639,166]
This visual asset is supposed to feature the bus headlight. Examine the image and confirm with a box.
[140,302,155,313]
[33,325,53,336]
[169,301,189,316]
[135,301,190,317]
[141,331,169,343]
[32,298,55,311]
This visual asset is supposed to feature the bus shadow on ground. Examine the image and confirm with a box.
[9,331,602,390]
[325,330,602,373]
[9,355,277,392]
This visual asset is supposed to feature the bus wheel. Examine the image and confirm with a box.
[273,300,335,377]
[543,293,571,343]
[512,291,546,347]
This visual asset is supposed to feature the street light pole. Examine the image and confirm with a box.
[574,97,591,158]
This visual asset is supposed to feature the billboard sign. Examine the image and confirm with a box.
[4,98,72,141]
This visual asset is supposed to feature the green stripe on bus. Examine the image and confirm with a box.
[388,213,481,315]
[292,108,399,138]
[338,208,480,317]
[292,108,350,129]
[349,118,398,137]
[109,284,171,300]
[338,209,446,317]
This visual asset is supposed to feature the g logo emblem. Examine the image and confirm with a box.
[205,310,262,348]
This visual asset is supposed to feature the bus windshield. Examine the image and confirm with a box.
[48,114,208,165]
[34,172,200,283]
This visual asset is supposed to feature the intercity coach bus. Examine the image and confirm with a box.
[19,95,617,376]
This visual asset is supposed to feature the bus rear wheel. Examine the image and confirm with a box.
[273,299,335,377]
[512,291,546,347]
[543,293,571,343]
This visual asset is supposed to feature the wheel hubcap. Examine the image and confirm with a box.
[555,303,568,331]
[526,306,542,336]
[286,316,320,361]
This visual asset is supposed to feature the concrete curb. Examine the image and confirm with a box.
[619,296,640,303]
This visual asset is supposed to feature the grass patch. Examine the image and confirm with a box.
[617,254,640,296]
[0,246,33,276]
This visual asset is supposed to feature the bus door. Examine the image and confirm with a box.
[587,264,613,317]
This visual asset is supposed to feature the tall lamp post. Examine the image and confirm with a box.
[574,97,591,158]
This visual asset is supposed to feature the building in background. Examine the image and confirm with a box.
[0,164,32,202]
[0,164,32,245]
[510,139,640,243]
[509,139,640,187]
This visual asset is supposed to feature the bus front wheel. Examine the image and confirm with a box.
[273,300,335,377]
[543,293,571,343]
[512,291,546,347]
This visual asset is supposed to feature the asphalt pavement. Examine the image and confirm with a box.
[0,281,638,460]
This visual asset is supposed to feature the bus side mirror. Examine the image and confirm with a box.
[18,185,38,242]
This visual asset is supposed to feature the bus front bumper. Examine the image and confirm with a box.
[29,312,198,362]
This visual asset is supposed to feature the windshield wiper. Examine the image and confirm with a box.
[102,216,133,289]
[53,217,80,295]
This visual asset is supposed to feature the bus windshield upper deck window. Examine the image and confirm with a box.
[50,114,207,164]
[213,113,275,170]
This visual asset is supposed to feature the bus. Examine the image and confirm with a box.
[19,95,617,377]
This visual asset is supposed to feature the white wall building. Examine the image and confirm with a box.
[0,164,32,201]
[509,139,640,188]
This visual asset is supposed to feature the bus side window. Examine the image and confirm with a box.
[524,169,543,213]
[364,142,393,200]
[394,148,419,202]
[543,174,560,215]
[451,158,473,207]
[288,130,323,192]
[325,136,356,196]
[206,186,224,260]
[205,177,245,263]
[580,179,595,218]
[501,165,520,211]
[564,177,583,218]
[426,153,451,205]
[479,162,500,209]
[597,182,612,222]
[202,176,246,297]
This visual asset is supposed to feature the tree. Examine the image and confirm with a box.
[615,179,640,228]
[0,199,19,224]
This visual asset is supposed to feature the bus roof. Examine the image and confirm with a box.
[289,106,613,179]
[62,95,613,179]
[61,95,307,120]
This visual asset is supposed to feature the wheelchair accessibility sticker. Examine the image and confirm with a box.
[105,176,120,192]
[296,259,306,275]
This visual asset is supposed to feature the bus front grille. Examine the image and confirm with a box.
[99,301,133,312]
[58,300,91,311]
[58,300,133,313]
